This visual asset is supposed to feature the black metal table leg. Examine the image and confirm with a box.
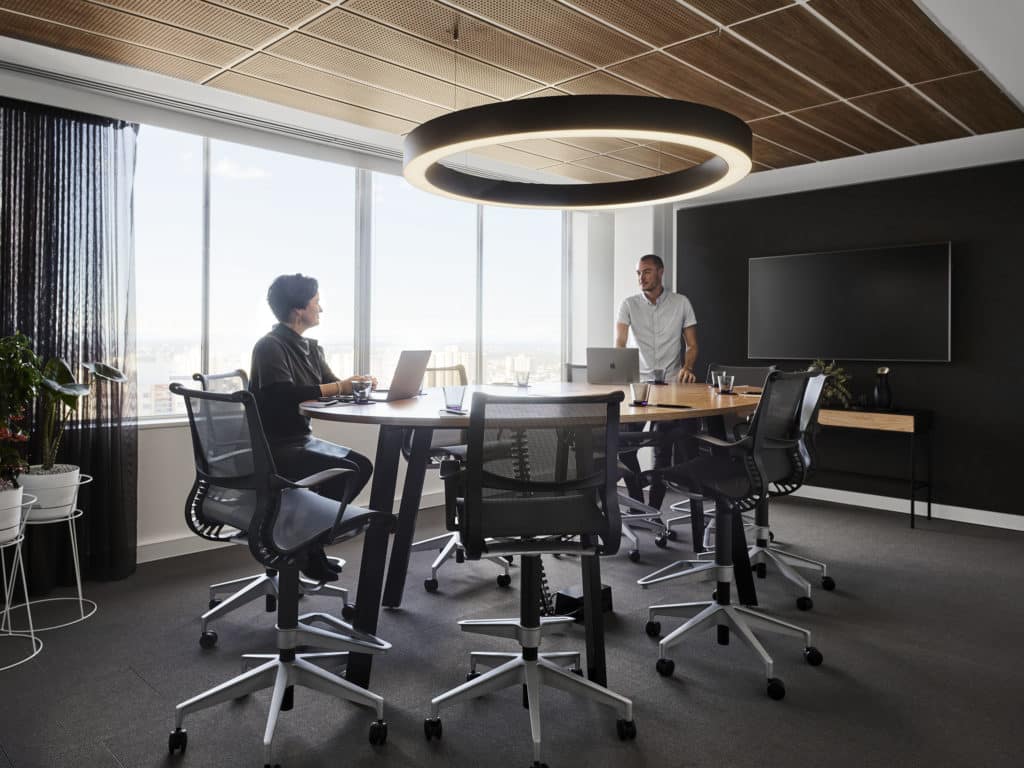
[382,426,434,608]
[910,432,917,529]
[926,431,933,520]
[581,541,607,687]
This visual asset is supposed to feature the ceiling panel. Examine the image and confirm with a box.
[851,87,969,144]
[554,137,637,155]
[304,10,542,100]
[207,71,418,134]
[793,101,912,153]
[811,0,976,84]
[0,0,248,66]
[667,30,832,112]
[574,154,657,179]
[90,0,283,48]
[749,114,858,160]
[916,72,1024,135]
[442,0,649,66]
[609,52,775,121]
[562,0,714,48]
[504,139,593,162]
[210,0,327,27]
[735,5,898,98]
[233,53,447,123]
[468,144,557,169]
[751,136,811,168]
[0,8,218,81]
[685,0,793,26]
[545,163,622,182]
[343,0,589,84]
[268,33,494,109]
[518,88,569,98]
[607,146,695,172]
[558,71,654,96]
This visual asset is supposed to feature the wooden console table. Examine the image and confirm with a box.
[815,408,933,528]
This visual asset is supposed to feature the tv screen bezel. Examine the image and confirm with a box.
[747,241,952,363]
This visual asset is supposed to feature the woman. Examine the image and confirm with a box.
[249,273,374,582]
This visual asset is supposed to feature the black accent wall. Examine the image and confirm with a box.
[676,160,1024,515]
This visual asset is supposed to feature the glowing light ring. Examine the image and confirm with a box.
[403,95,752,210]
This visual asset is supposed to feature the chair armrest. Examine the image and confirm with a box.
[275,467,353,489]
[694,433,751,451]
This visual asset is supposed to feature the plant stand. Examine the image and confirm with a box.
[1,494,43,671]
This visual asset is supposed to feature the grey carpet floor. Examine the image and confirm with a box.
[1,496,1021,768]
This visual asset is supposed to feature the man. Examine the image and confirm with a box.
[615,253,699,509]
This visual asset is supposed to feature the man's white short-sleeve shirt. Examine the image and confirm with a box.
[617,291,697,379]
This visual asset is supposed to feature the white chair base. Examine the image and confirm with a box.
[411,531,512,591]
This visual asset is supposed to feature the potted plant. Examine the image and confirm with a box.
[0,332,42,541]
[17,358,126,521]
[810,359,853,408]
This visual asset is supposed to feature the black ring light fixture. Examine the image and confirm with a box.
[403,95,753,210]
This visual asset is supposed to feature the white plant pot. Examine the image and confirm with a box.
[17,465,81,522]
[0,485,23,544]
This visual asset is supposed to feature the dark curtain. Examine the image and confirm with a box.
[0,96,138,587]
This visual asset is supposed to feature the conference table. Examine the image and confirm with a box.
[302,382,759,687]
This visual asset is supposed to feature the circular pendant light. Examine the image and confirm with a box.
[403,95,752,210]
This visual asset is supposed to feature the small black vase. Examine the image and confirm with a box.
[873,367,892,410]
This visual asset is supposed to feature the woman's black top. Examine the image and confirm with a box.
[249,324,338,442]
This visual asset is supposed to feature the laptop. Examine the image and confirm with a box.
[369,349,432,401]
[586,347,639,385]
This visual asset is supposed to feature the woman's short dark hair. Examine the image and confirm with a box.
[267,274,318,323]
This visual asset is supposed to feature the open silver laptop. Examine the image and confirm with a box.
[370,349,431,401]
[586,347,639,384]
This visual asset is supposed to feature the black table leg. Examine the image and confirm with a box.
[382,426,434,608]
[910,433,917,529]
[346,425,405,688]
[926,431,933,521]
[581,544,607,687]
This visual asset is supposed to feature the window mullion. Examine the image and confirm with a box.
[475,204,484,384]
[354,169,372,375]
[200,136,211,374]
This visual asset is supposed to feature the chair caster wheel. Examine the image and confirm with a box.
[424,717,443,741]
[616,719,637,740]
[822,576,836,591]
[424,578,439,593]
[796,596,813,611]
[368,719,387,745]
[769,530,775,542]
[628,549,640,563]
[655,658,675,677]
[496,574,512,588]
[199,630,218,649]
[644,620,661,638]
[207,598,219,609]
[571,666,583,676]
[654,535,668,549]
[717,625,729,645]
[667,529,678,541]
[804,646,823,666]
[265,594,277,612]
[754,563,767,578]
[168,728,187,755]
[767,677,786,700]
[455,549,465,564]
[341,603,355,621]
[466,671,480,682]
[530,763,549,768]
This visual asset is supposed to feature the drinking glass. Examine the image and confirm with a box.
[719,374,735,394]
[443,385,466,411]
[630,382,650,405]
[351,379,373,402]
[651,367,666,384]
[514,369,530,388]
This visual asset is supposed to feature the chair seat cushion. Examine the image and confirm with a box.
[272,490,391,554]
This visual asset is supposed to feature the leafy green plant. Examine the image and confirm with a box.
[0,332,42,488]
[810,359,852,408]
[37,359,127,470]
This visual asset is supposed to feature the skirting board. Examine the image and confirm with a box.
[793,485,1024,531]
[137,489,447,563]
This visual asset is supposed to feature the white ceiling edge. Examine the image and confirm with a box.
[0,35,565,184]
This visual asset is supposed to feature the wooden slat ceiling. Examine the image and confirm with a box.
[1,0,1021,183]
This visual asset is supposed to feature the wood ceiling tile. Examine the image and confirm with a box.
[752,161,773,172]
[749,114,859,160]
[233,53,447,123]
[207,71,418,134]
[268,33,495,109]
[520,88,570,98]
[811,0,976,83]
[609,52,775,121]
[574,154,658,179]
[851,87,969,144]
[794,101,912,152]
[734,5,898,98]
[646,142,715,164]
[555,137,637,154]
[667,30,832,111]
[209,0,326,28]
[89,0,283,48]
[917,72,1024,135]
[469,144,557,170]
[0,0,248,66]
[558,71,654,97]
[561,0,714,48]
[685,0,792,26]
[607,145,695,172]
[343,0,589,84]
[304,9,542,99]
[504,139,593,163]
[751,135,812,168]
[442,0,649,66]
[546,163,622,182]
[0,8,218,81]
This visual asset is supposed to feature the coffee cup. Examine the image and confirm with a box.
[652,367,665,384]
[630,382,650,405]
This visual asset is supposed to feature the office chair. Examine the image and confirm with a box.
[642,371,823,700]
[167,383,393,763]
[410,363,512,591]
[424,392,636,766]
[190,371,348,649]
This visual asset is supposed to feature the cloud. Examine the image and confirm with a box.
[212,157,270,180]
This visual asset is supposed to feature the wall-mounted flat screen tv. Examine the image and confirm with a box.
[748,242,951,362]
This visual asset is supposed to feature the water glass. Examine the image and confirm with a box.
[630,382,650,405]
[352,379,373,402]
[443,385,466,411]
[711,371,724,390]
[651,367,666,384]
[514,369,530,388]
[719,374,735,393]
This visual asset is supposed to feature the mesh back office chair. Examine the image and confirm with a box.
[641,371,823,701]
[190,371,349,649]
[423,392,635,765]
[410,364,512,591]
[167,384,392,763]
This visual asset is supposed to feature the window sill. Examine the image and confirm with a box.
[136,417,189,430]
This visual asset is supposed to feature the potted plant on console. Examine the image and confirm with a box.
[0,332,42,541]
[811,359,853,409]
[17,357,126,522]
